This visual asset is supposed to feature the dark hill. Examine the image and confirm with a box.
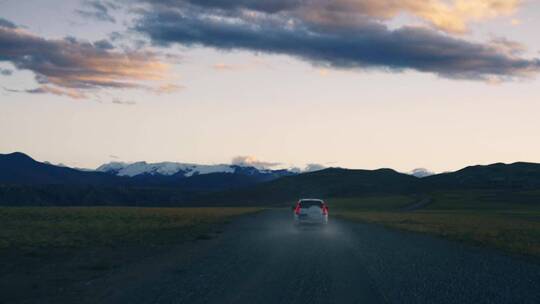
[3,152,540,206]
[0,152,287,190]
[0,152,292,206]
[174,172,275,191]
[420,162,540,190]
[197,167,419,205]
[0,152,126,186]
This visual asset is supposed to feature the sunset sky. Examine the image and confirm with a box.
[1,0,539,173]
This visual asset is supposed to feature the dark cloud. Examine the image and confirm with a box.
[132,0,521,34]
[171,0,300,13]
[0,19,167,98]
[93,39,115,50]
[76,0,117,23]
[0,18,17,29]
[131,1,539,80]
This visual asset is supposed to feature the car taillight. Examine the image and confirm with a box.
[294,205,301,215]
[322,205,328,215]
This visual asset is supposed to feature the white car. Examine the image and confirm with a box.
[293,199,329,225]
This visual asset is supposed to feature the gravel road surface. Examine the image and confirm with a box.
[95,209,540,304]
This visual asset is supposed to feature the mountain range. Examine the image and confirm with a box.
[0,152,294,188]
[96,161,294,178]
[2,152,540,206]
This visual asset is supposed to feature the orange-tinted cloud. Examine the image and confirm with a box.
[27,86,87,99]
[213,63,236,71]
[151,0,522,33]
[292,0,521,34]
[155,83,184,94]
[363,0,521,33]
[135,2,539,81]
[0,18,170,98]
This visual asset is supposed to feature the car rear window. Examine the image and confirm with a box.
[300,200,323,208]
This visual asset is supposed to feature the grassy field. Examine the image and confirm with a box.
[330,195,416,211]
[0,207,263,303]
[331,192,540,258]
[0,207,262,250]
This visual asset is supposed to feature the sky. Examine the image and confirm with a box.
[0,0,539,173]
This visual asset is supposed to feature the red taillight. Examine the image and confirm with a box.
[294,204,301,215]
[322,204,328,215]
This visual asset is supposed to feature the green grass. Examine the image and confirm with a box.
[0,207,262,250]
[331,192,540,258]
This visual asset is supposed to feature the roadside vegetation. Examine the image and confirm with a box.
[0,207,262,303]
[0,207,262,250]
[331,191,540,258]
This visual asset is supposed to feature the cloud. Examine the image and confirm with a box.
[76,0,118,23]
[0,18,17,29]
[112,98,137,106]
[332,0,522,34]
[133,0,521,34]
[132,0,539,81]
[155,83,184,94]
[489,38,526,56]
[93,39,115,50]
[304,163,326,172]
[3,85,86,99]
[410,168,435,178]
[510,18,522,26]
[231,156,281,169]
[27,86,86,99]
[0,19,169,98]
[212,61,272,71]
[213,63,236,71]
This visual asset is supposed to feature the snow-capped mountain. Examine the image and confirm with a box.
[96,161,290,178]
[409,168,435,178]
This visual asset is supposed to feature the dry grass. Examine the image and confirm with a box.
[335,210,540,257]
[332,193,540,258]
[0,207,262,250]
[330,195,415,211]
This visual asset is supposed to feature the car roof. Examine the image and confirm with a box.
[299,198,324,202]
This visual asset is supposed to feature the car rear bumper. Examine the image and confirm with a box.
[294,215,328,225]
